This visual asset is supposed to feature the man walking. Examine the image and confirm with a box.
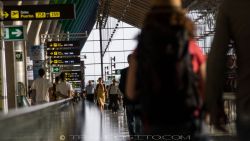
[31,68,53,105]
[85,80,95,102]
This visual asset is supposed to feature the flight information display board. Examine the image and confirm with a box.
[47,50,80,56]
[1,4,75,21]
[64,71,81,81]
[47,41,80,48]
[50,57,80,65]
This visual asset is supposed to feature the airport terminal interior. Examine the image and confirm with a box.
[0,0,238,141]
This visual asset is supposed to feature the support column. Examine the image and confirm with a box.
[99,22,104,79]
[0,1,8,112]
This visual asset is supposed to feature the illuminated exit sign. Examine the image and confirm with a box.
[0,4,75,21]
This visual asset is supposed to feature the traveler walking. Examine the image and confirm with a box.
[205,0,250,140]
[126,0,206,140]
[31,68,53,105]
[95,77,107,112]
[56,72,73,100]
[85,80,95,102]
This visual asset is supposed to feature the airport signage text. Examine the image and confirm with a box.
[47,41,80,48]
[64,71,81,81]
[1,4,75,21]
[47,50,80,56]
[50,57,80,65]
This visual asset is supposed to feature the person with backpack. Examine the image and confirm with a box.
[95,77,107,112]
[126,0,206,140]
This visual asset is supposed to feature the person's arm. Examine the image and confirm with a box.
[205,2,230,130]
[126,54,137,100]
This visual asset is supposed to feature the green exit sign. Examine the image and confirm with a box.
[4,26,26,41]
[52,67,60,73]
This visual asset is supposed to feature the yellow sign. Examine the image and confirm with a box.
[11,10,19,19]
[2,4,75,21]
[35,12,46,18]
[50,12,60,18]
[4,12,9,18]
[50,43,63,48]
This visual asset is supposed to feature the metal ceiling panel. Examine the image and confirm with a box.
[106,0,222,29]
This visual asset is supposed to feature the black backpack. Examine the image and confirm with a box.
[136,26,201,129]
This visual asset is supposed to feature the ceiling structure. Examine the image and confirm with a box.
[100,0,223,29]
[1,0,222,47]
[97,0,222,54]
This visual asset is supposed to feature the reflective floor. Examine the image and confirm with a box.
[81,102,129,141]
[0,99,238,141]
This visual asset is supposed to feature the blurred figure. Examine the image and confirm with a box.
[108,79,121,113]
[56,72,73,99]
[119,54,142,136]
[50,76,60,102]
[126,0,206,139]
[95,77,107,112]
[205,0,250,140]
[85,80,95,103]
[31,68,53,105]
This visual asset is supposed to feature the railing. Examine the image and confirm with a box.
[0,98,80,141]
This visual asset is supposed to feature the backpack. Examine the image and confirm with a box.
[136,25,201,131]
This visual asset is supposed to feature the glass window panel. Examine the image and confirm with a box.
[108,40,124,51]
[122,22,133,28]
[123,40,137,50]
[113,29,124,39]
[124,28,140,39]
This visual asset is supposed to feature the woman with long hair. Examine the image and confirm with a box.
[126,0,206,139]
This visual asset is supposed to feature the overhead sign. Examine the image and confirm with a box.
[4,26,25,41]
[52,67,60,73]
[50,57,80,65]
[1,4,75,21]
[47,50,80,56]
[47,41,80,48]
[70,81,82,90]
[64,71,81,81]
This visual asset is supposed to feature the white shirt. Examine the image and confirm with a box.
[86,84,95,94]
[56,81,73,99]
[31,77,53,103]
[109,84,121,95]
